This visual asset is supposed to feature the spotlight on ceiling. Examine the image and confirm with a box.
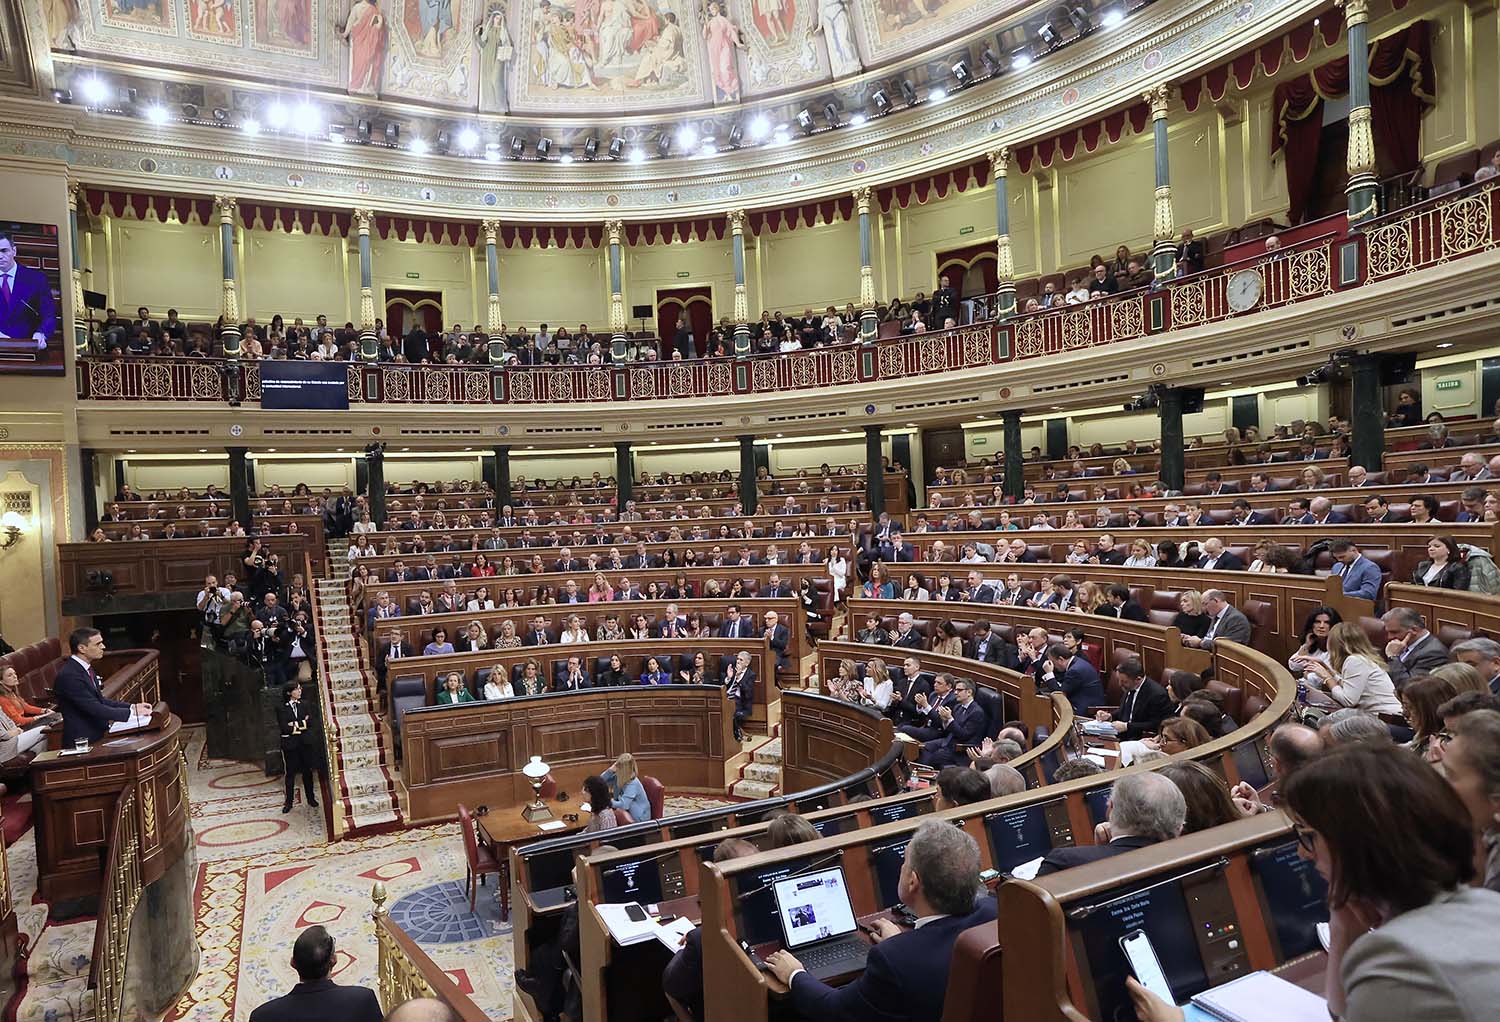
[559,148,575,164]
[951,60,971,87]
[485,142,502,163]
[51,88,72,104]
[143,104,169,125]
[584,136,599,160]
[871,89,891,115]
[627,147,646,164]
[242,117,261,136]
[823,102,840,127]
[79,76,109,106]
[181,103,200,119]
[656,132,672,157]
[409,137,430,155]
[266,102,289,129]
[980,46,1001,73]
[355,119,371,142]
[327,122,346,143]
[727,123,743,146]
[900,80,918,105]
[748,114,771,140]
[928,86,948,104]
[456,126,479,151]
[212,107,229,122]
[1011,46,1033,70]
[385,122,400,144]
[608,136,624,159]
[796,108,814,133]
[1068,6,1092,33]
[676,124,698,149]
[1100,5,1125,28]
[849,112,867,127]
[435,129,450,153]
[1038,23,1060,48]
[291,101,320,134]
[510,135,525,159]
[536,137,552,159]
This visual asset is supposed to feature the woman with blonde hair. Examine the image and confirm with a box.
[588,572,614,602]
[1301,622,1403,715]
[1300,465,1327,489]
[0,666,49,758]
[493,619,521,650]
[860,658,894,710]
[827,658,861,702]
[1122,537,1156,568]
[1074,580,1108,614]
[482,667,515,701]
[602,752,650,822]
[1426,661,1488,695]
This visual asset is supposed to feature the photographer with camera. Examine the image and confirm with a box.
[241,537,277,603]
[247,617,292,691]
[286,610,316,681]
[197,575,232,647]
[218,590,255,654]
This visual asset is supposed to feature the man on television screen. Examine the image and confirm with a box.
[0,232,55,349]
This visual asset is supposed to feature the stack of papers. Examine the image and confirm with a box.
[1188,971,1328,1022]
[597,903,698,950]
[108,713,151,734]
[1080,721,1119,738]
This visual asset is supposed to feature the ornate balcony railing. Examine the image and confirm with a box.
[75,184,1499,406]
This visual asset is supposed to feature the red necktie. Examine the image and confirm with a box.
[0,273,10,306]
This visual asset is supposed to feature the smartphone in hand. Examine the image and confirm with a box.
[1119,929,1174,1005]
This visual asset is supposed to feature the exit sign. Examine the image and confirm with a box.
[1435,379,1463,391]
[973,435,989,446]
[405,271,421,279]
[959,226,975,235]
[676,271,691,278]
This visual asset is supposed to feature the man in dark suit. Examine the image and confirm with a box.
[1104,584,1149,622]
[918,679,987,767]
[967,622,1017,669]
[887,657,936,726]
[248,925,381,1022]
[275,682,319,813]
[880,528,916,563]
[1183,589,1253,651]
[656,605,689,638]
[0,232,57,350]
[54,628,153,747]
[1194,538,1245,571]
[555,656,591,692]
[763,610,791,671]
[1045,643,1105,714]
[760,574,792,599]
[1228,499,1271,526]
[375,627,415,688]
[1382,607,1450,689]
[767,819,997,1022]
[1092,659,1174,740]
[896,672,956,741]
[523,615,552,646]
[963,570,995,603]
[1036,772,1185,876]
[889,612,925,650]
[718,604,756,640]
[725,651,755,741]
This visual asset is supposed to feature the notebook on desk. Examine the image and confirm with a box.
[771,865,870,981]
[1187,970,1327,1022]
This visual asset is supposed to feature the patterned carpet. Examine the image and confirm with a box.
[10,725,738,1022]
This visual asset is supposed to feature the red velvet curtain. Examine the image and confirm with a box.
[1272,20,1435,223]
[655,287,713,355]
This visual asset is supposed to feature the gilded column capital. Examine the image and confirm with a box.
[727,209,747,235]
[604,219,625,245]
[481,218,501,246]
[214,195,237,223]
[852,187,872,216]
[353,208,375,235]
[987,148,1010,177]
[1339,0,1369,27]
[67,181,83,210]
[1144,84,1172,120]
[1346,106,1377,178]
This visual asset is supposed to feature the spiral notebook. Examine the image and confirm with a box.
[1188,971,1327,1022]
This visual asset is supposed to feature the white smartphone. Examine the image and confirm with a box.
[1119,928,1175,1005]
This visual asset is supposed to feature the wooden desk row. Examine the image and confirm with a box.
[575,638,1293,1022]
[58,534,317,606]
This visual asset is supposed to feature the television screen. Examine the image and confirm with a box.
[0,222,65,375]
[260,359,351,410]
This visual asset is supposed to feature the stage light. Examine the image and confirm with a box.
[951,60,971,87]
[385,122,400,144]
[849,113,867,127]
[509,135,525,159]
[144,104,169,125]
[928,86,948,104]
[871,90,890,115]
[700,139,718,156]
[212,107,229,122]
[676,124,698,149]
[608,136,624,159]
[536,137,552,159]
[181,102,200,119]
[266,102,289,129]
[900,80,918,105]
[327,123,346,142]
[727,123,743,146]
[823,102,840,127]
[435,129,451,153]
[748,114,771,140]
[485,142,502,162]
[79,76,109,106]
[409,137,429,155]
[1011,47,1033,70]
[292,101,320,134]
[980,47,1000,73]
[560,150,575,164]
[1068,6,1092,32]
[356,119,372,142]
[456,126,479,150]
[584,136,599,159]
[1100,6,1125,28]
[52,89,72,104]
[1038,23,1059,48]
[773,124,791,144]
[628,148,646,164]
[657,133,672,157]
[242,118,261,136]
[796,108,814,133]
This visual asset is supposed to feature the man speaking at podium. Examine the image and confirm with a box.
[54,628,154,746]
[0,232,56,350]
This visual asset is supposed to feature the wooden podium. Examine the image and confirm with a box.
[31,707,189,904]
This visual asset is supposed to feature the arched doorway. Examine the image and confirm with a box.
[655,286,713,357]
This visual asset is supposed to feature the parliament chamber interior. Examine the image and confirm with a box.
[1,0,1499,1018]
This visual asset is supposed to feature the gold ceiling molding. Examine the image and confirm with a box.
[0,0,1347,220]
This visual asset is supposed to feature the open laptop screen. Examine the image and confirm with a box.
[772,866,859,950]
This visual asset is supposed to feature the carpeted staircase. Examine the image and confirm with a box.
[312,574,402,834]
[731,733,782,799]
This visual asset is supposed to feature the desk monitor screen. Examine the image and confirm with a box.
[812,812,859,838]
[732,855,819,947]
[772,866,859,950]
[868,798,932,826]
[1040,746,1063,785]
[669,817,720,840]
[1069,878,1210,1022]
[1231,740,1271,791]
[868,839,911,909]
[735,803,781,826]
[793,792,834,813]
[1250,838,1329,960]
[599,855,665,905]
[608,831,655,851]
[1083,785,1113,827]
[527,848,576,894]
[984,799,1070,875]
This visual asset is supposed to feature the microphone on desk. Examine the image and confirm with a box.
[732,849,847,903]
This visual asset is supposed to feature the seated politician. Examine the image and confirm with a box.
[766,819,998,1022]
[54,628,153,746]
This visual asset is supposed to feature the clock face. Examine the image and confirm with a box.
[1227,269,1263,312]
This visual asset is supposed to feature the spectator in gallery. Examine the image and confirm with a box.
[1175,228,1204,275]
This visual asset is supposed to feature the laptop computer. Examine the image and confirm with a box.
[771,865,870,980]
